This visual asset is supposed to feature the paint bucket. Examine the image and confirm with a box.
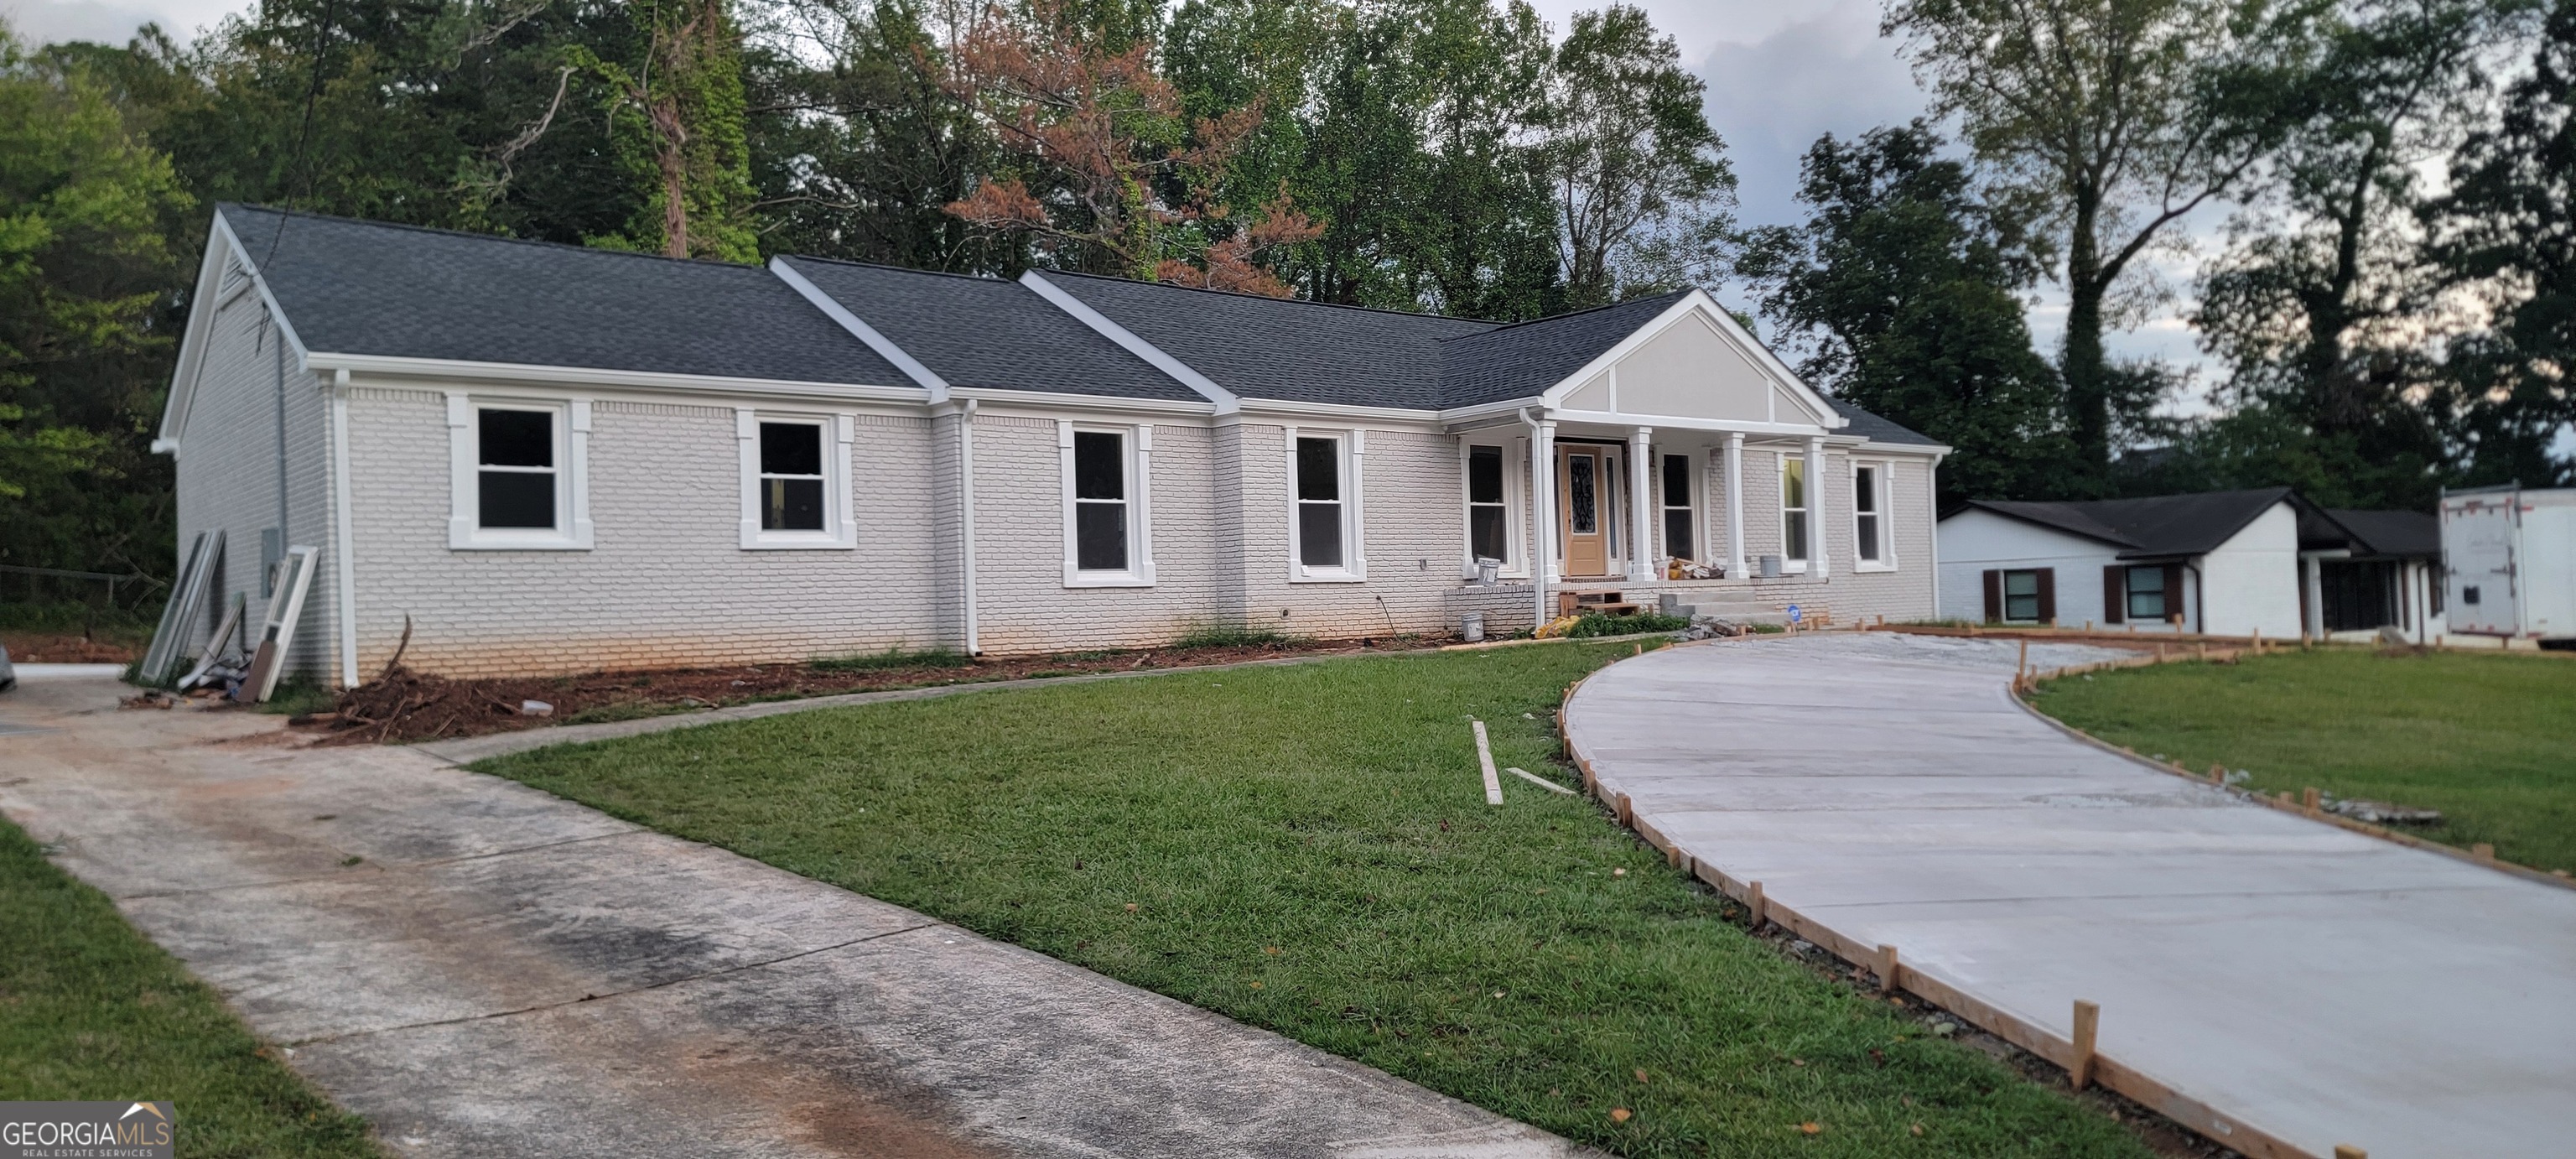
[1462,612,1485,643]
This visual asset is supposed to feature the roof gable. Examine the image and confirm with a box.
[1960,487,2298,557]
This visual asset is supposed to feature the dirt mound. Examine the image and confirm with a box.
[309,637,1424,745]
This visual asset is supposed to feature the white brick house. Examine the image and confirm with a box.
[154,205,1950,682]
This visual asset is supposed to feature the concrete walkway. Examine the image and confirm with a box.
[0,678,1587,1159]
[1563,633,2576,1159]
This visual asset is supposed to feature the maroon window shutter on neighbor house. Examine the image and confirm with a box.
[2035,568,2057,625]
[2163,564,2187,626]
[1982,569,2002,621]
[2102,566,2125,624]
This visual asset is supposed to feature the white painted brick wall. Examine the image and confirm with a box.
[171,294,340,682]
[345,394,945,677]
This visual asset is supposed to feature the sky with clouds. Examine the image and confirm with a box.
[4,0,2215,387]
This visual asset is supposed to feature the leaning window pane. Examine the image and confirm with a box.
[1296,438,1339,502]
[761,422,823,476]
[1076,502,1126,570]
[479,409,553,468]
[479,470,555,528]
[764,477,825,531]
[1299,503,1343,567]
[1784,511,1807,560]
[1471,507,1507,561]
[1074,432,1123,501]
[1468,445,1503,504]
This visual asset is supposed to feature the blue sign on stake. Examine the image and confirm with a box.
[1785,604,1803,624]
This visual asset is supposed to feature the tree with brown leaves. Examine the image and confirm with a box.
[943,0,1316,294]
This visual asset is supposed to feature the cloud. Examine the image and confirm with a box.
[1691,0,1929,232]
[3,0,238,45]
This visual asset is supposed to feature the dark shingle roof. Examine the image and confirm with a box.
[2324,508,2440,558]
[1039,272,1492,408]
[1436,292,1690,407]
[776,258,1202,403]
[221,205,907,386]
[1824,398,1942,447]
[1963,487,2297,557]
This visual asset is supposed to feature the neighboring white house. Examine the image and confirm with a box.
[1936,489,2444,640]
[153,205,1950,683]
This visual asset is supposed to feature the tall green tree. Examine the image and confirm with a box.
[0,21,191,580]
[2187,0,2524,507]
[2425,0,2576,486]
[1535,3,1732,308]
[1884,0,2325,480]
[1740,123,2079,506]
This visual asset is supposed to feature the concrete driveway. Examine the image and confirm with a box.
[1563,633,2576,1159]
[0,677,1586,1159]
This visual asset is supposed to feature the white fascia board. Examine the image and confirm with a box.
[768,257,953,399]
[1545,409,1831,439]
[1438,397,1545,427]
[949,385,1216,418]
[158,211,315,451]
[309,351,930,404]
[1534,289,1847,430]
[1230,397,1443,426]
[1018,271,1239,411]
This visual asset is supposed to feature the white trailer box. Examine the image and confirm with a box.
[2441,485,2576,641]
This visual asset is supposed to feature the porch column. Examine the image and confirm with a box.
[1724,432,1746,579]
[2303,554,2324,638]
[1627,426,1655,581]
[1805,435,1830,579]
[1531,417,1557,626]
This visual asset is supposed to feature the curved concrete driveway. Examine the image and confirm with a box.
[1564,633,2576,1159]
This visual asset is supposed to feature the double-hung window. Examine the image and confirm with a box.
[449,393,590,550]
[1289,429,1363,580]
[1467,444,1509,565]
[1852,463,1892,569]
[1779,455,1809,563]
[1659,454,1696,562]
[1060,422,1152,585]
[2125,565,2168,621]
[737,409,854,549]
[2003,569,2044,622]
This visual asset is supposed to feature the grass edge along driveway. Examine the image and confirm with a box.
[0,818,381,1158]
[2030,647,2576,874]
[479,643,2148,1158]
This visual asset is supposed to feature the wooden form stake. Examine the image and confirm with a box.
[1746,881,1767,930]
[2303,787,2321,816]
[1877,943,1899,993]
[2334,1146,2367,1159]
[2474,843,2496,860]
[1471,720,1504,806]
[2070,1000,2100,1091]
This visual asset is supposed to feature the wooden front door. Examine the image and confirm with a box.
[1559,445,1612,578]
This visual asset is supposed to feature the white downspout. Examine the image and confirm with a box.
[328,367,359,687]
[959,398,979,656]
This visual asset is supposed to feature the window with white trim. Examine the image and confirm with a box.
[1779,455,1809,564]
[1852,462,1893,569]
[1059,421,1153,586]
[1075,430,1130,570]
[449,393,590,550]
[1467,444,1509,565]
[1659,453,1696,562]
[1288,429,1363,581]
[737,409,854,549]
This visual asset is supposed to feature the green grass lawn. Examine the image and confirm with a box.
[0,819,379,1156]
[479,643,2145,1157]
[2033,647,2576,872]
